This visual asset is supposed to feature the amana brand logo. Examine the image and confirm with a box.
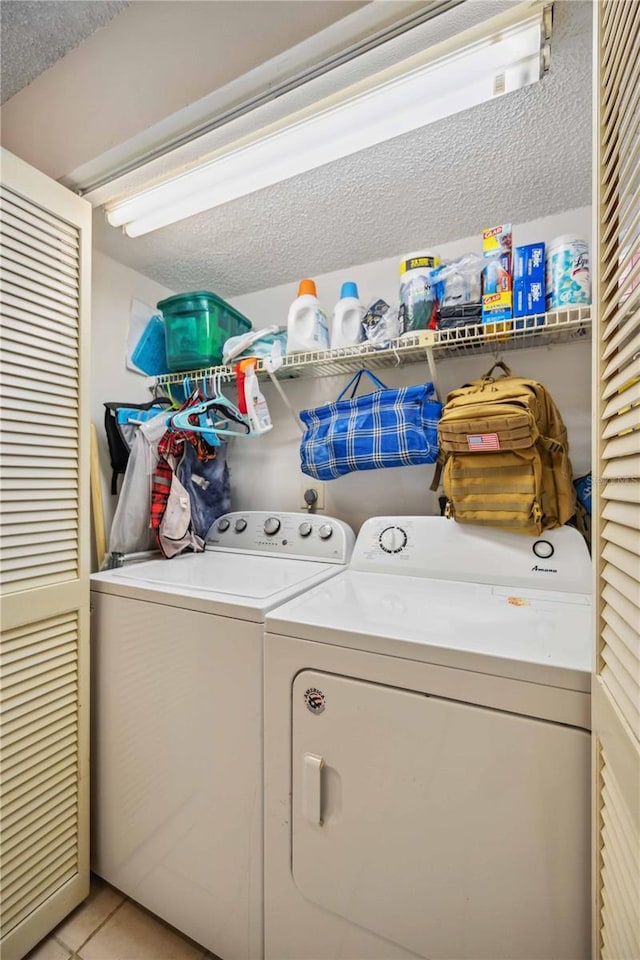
[304,687,326,714]
[531,564,558,573]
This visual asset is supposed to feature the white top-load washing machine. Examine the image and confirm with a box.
[263,516,593,960]
[90,511,354,960]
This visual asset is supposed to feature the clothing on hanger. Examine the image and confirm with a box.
[104,399,171,494]
[177,441,231,540]
[151,392,225,558]
[155,466,205,559]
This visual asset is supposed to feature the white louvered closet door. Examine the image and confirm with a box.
[593,2,640,958]
[0,149,91,960]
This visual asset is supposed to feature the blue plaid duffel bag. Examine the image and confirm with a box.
[299,369,442,480]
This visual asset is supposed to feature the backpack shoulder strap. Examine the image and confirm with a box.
[430,454,444,492]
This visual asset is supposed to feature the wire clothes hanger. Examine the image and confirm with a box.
[164,383,181,410]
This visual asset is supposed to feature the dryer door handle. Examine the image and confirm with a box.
[302,753,324,826]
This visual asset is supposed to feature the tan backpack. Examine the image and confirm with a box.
[432,361,576,535]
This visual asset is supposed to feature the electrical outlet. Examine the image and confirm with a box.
[300,478,325,511]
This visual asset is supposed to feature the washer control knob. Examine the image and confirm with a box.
[234,518,247,533]
[318,523,333,540]
[264,517,281,536]
[217,518,230,532]
[379,525,408,554]
[532,539,554,559]
[298,522,313,538]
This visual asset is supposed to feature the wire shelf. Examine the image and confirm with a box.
[150,306,592,386]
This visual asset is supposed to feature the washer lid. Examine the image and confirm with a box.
[91,551,337,619]
[265,569,593,691]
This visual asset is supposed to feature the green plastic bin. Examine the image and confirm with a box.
[158,291,252,372]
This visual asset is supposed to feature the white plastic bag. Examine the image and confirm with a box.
[104,410,168,563]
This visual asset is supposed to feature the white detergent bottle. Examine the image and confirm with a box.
[286,279,329,354]
[244,363,272,434]
[331,281,363,349]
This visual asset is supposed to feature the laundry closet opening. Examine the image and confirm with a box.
[85,0,593,549]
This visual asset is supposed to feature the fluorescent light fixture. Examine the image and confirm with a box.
[106,2,551,238]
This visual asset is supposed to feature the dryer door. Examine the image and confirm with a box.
[292,670,590,960]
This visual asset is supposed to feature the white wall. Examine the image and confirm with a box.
[224,206,593,532]
[91,250,174,550]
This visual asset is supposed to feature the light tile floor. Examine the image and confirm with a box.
[26,875,219,960]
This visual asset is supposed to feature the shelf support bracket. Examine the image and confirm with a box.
[263,349,305,434]
[425,344,441,400]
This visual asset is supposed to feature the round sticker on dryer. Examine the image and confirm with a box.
[304,687,326,714]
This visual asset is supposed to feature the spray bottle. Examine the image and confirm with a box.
[243,362,272,435]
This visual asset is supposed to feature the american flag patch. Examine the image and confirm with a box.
[467,433,500,451]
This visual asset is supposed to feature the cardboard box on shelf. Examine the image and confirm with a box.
[514,243,546,326]
[482,223,513,325]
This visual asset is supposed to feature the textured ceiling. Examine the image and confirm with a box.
[1,0,131,103]
[93,0,593,298]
